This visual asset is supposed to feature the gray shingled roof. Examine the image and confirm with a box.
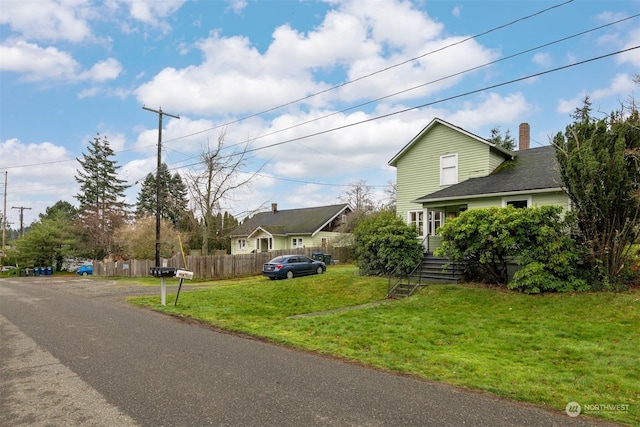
[414,146,562,203]
[229,203,350,237]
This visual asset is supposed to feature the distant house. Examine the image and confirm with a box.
[228,203,352,255]
[388,118,568,253]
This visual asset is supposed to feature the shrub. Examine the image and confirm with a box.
[353,210,423,276]
[436,206,589,293]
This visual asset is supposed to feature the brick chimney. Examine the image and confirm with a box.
[271,203,278,213]
[519,123,530,151]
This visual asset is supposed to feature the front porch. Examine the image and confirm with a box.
[409,204,467,254]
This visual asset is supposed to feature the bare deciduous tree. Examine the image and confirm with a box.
[339,179,376,214]
[383,180,397,212]
[186,129,261,255]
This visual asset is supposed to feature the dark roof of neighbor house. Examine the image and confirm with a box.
[229,203,351,237]
[414,145,562,203]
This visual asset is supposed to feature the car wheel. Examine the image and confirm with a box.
[82,272,88,276]
[286,270,294,279]
[269,277,276,280]
[316,266,324,275]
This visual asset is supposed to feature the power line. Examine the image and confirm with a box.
[0,6,630,175]
[173,45,640,170]
[206,12,640,157]
[4,43,638,193]
[160,0,575,145]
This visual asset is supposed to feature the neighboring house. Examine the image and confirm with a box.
[388,118,568,253]
[228,203,352,255]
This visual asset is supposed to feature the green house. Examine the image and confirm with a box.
[228,203,352,255]
[388,118,568,253]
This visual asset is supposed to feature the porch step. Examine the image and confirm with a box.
[390,282,417,299]
[387,255,466,299]
[411,255,466,283]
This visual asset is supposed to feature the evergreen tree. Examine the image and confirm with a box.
[553,97,640,288]
[488,126,516,150]
[39,200,77,222]
[74,134,130,260]
[15,206,77,270]
[135,163,190,229]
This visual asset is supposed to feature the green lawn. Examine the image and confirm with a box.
[129,264,639,425]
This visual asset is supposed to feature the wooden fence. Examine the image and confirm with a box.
[93,246,354,279]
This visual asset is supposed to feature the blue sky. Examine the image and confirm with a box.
[1,0,639,227]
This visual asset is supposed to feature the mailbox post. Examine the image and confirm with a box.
[149,267,177,305]
[174,269,194,306]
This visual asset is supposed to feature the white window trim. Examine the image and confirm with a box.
[440,153,458,186]
[427,209,444,236]
[407,210,425,237]
[292,237,303,248]
[237,239,246,250]
[501,195,532,208]
[256,237,273,251]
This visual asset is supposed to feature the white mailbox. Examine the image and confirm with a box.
[175,269,194,280]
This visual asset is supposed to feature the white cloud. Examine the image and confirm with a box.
[447,92,532,131]
[134,0,496,117]
[117,0,186,31]
[0,138,78,225]
[532,52,552,68]
[0,0,93,43]
[134,31,330,115]
[0,40,81,81]
[134,116,222,156]
[79,58,123,82]
[618,27,640,66]
[226,0,248,14]
[557,73,636,114]
[0,39,122,82]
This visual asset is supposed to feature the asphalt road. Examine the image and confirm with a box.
[0,276,625,427]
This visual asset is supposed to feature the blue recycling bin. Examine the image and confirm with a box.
[46,266,53,275]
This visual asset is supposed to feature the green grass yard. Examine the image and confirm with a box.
[130,264,639,425]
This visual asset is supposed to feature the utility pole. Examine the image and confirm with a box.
[2,171,6,255]
[12,206,31,236]
[142,106,180,268]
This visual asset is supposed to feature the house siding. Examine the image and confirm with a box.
[395,123,499,222]
[437,190,569,210]
[232,231,349,255]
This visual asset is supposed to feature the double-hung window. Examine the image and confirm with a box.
[440,153,458,186]
[292,238,303,248]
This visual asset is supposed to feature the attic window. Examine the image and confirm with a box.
[440,153,458,185]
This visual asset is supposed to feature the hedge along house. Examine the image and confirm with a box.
[228,203,352,255]
[388,118,569,253]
